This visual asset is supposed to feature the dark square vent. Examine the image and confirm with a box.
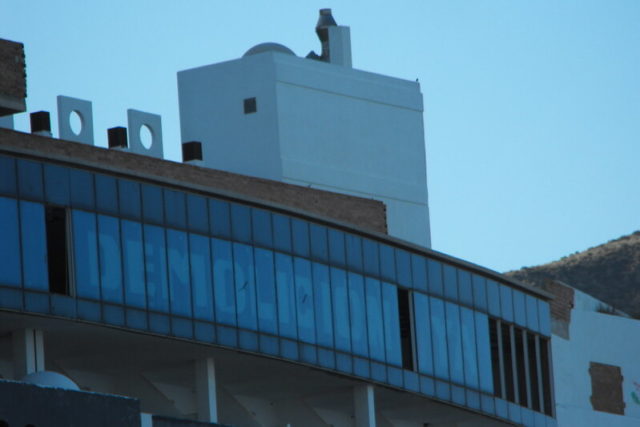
[243,97,257,114]
[108,127,128,149]
[182,141,203,162]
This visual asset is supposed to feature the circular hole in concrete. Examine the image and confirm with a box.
[69,110,83,136]
[139,124,153,149]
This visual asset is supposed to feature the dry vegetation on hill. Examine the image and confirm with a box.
[505,231,640,317]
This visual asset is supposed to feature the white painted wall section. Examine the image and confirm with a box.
[552,289,640,426]
[178,49,431,247]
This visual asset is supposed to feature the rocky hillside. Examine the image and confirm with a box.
[505,231,640,317]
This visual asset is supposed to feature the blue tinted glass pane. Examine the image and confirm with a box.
[461,307,479,388]
[395,249,411,287]
[348,272,368,357]
[335,352,352,373]
[427,259,443,296]
[526,295,540,332]
[309,224,328,262]
[118,180,141,219]
[273,213,292,252]
[122,220,145,308]
[255,248,277,333]
[291,219,310,257]
[362,239,380,276]
[513,290,526,327]
[411,254,427,292]
[382,282,402,366]
[189,234,213,321]
[17,159,43,200]
[458,270,473,306]
[345,234,363,272]
[475,311,493,393]
[210,199,230,238]
[142,185,164,224]
[379,244,395,282]
[300,344,317,365]
[167,229,191,316]
[164,189,186,229]
[294,258,315,344]
[44,164,69,205]
[144,225,169,312]
[95,174,118,215]
[276,253,297,338]
[420,376,435,396]
[365,278,385,363]
[443,265,458,300]
[328,229,345,267]
[487,280,500,316]
[0,155,16,196]
[430,297,449,379]
[472,274,488,310]
[72,210,99,298]
[538,300,551,336]
[251,208,272,247]
[0,197,21,286]
[500,285,514,322]
[452,386,466,405]
[413,293,433,375]
[98,215,123,303]
[446,302,464,384]
[186,194,208,233]
[231,204,251,243]
[25,292,49,313]
[69,169,94,209]
[331,267,350,351]
[173,318,193,338]
[212,238,236,325]
[312,263,333,347]
[467,390,481,410]
[234,243,257,330]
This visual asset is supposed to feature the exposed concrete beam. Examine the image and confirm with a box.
[354,384,376,427]
[12,328,44,379]
[195,357,218,423]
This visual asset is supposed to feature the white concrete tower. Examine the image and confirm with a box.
[177,9,432,248]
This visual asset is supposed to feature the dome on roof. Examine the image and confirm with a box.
[243,43,296,57]
[21,371,80,391]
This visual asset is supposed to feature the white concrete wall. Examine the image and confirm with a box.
[552,289,640,426]
[177,50,431,248]
[177,53,283,181]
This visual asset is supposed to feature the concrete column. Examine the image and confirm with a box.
[195,357,218,423]
[354,384,376,427]
[12,328,45,379]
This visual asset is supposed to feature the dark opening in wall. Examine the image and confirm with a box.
[397,288,414,371]
[45,206,69,295]
[515,329,528,406]
[489,318,503,397]
[501,323,515,402]
[490,316,553,415]
[527,333,541,412]
[244,97,257,114]
[589,361,624,415]
[540,339,553,416]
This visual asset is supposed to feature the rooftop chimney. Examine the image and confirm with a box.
[307,9,352,67]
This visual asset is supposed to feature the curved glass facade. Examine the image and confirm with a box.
[0,153,555,427]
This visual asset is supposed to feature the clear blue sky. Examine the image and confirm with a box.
[3,1,639,273]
